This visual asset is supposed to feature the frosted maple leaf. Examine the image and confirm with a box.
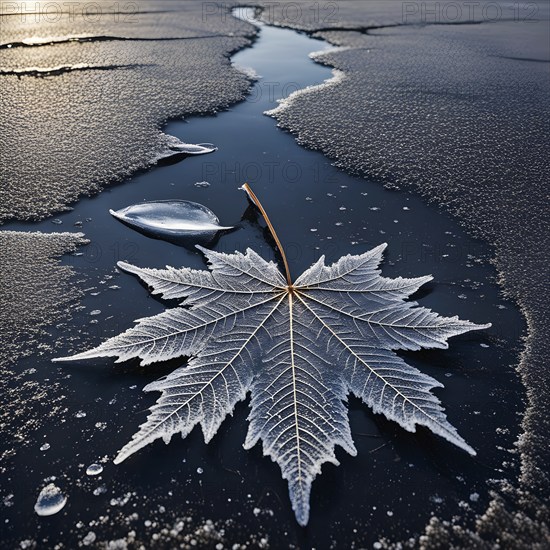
[55,184,490,525]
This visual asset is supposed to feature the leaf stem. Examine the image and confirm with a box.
[242,183,293,287]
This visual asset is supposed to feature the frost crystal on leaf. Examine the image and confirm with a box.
[55,243,489,526]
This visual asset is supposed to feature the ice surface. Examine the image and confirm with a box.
[34,484,67,517]
[251,0,550,545]
[0,231,87,453]
[0,1,255,222]
[1,0,546,545]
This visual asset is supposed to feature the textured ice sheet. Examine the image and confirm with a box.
[243,0,442,31]
[0,231,86,462]
[0,0,547,543]
[247,0,526,30]
[0,231,87,367]
[0,1,256,222]
[250,0,550,545]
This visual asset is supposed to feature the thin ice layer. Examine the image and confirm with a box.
[0,1,256,222]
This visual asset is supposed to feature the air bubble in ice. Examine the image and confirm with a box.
[86,464,103,476]
[82,532,97,546]
[34,484,67,516]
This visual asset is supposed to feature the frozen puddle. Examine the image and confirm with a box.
[1,4,524,548]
